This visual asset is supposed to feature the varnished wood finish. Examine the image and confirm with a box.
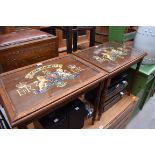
[74,41,147,118]
[74,42,147,74]
[83,94,137,129]
[2,26,15,34]
[95,26,109,44]
[0,29,58,73]
[0,55,107,128]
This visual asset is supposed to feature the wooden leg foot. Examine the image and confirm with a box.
[98,113,102,120]
[92,118,95,125]
[18,124,28,129]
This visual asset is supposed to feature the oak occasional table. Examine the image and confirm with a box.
[0,54,107,128]
[74,41,147,119]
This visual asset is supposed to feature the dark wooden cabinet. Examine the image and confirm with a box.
[0,29,58,73]
[95,26,109,44]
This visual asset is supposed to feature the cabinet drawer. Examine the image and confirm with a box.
[106,103,135,129]
[0,38,58,72]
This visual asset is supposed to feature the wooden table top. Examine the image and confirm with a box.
[0,55,108,127]
[74,42,147,74]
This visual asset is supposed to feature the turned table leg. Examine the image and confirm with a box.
[92,81,104,125]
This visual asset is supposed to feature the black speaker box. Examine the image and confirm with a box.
[39,107,68,129]
[67,99,86,129]
[39,99,86,129]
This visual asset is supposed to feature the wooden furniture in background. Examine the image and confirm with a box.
[95,26,109,44]
[0,26,39,34]
[0,26,95,54]
[0,29,58,73]
[72,26,96,52]
[55,26,94,53]
[109,26,137,43]
[3,26,15,33]
[95,26,137,45]
[0,26,51,34]
[14,26,92,53]
[0,55,107,128]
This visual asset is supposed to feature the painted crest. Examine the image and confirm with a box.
[16,64,83,96]
[93,47,128,63]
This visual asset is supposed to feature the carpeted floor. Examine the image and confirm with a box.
[126,94,155,129]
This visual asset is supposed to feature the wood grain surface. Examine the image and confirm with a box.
[0,54,107,127]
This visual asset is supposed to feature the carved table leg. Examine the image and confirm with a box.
[92,81,104,125]
[98,78,111,120]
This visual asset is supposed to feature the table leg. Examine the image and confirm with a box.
[18,124,28,129]
[73,27,78,52]
[89,27,96,47]
[66,26,73,54]
[98,78,111,120]
[128,60,142,95]
[92,81,104,125]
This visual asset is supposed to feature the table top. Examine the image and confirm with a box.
[0,55,107,127]
[74,42,147,74]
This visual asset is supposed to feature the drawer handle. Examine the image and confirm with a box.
[75,107,79,111]
[53,118,59,123]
